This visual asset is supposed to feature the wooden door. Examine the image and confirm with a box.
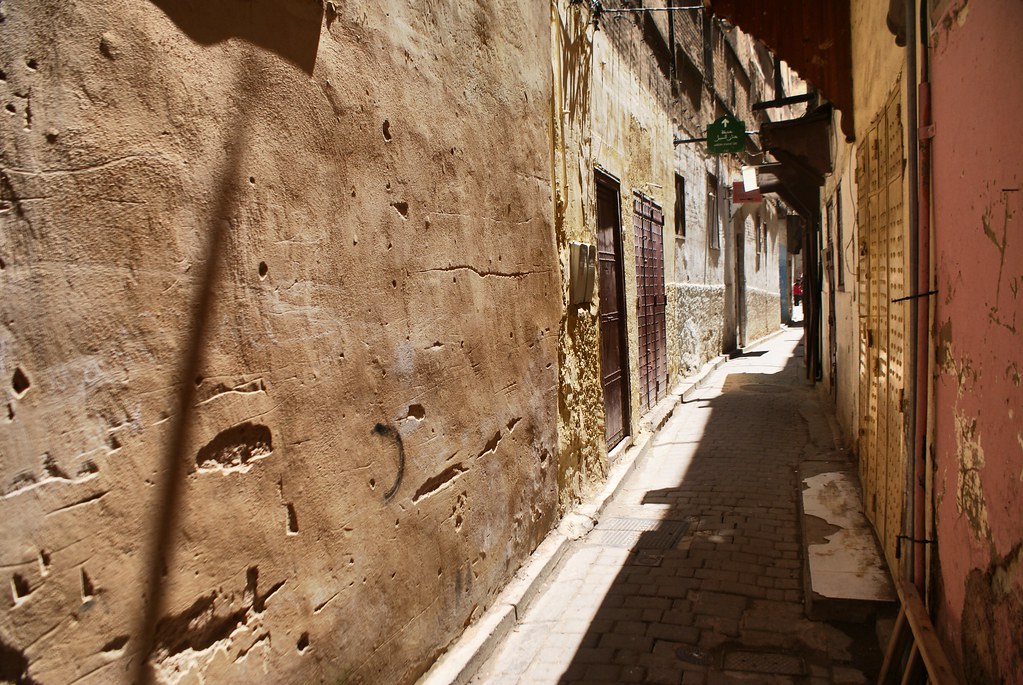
[596,174,630,449]
[633,193,668,413]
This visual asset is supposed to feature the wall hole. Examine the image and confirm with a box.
[38,550,50,575]
[6,403,13,420]
[45,131,57,144]
[11,574,30,600]
[258,261,268,279]
[0,70,6,81]
[369,478,376,490]
[42,454,67,479]
[195,423,273,473]
[286,503,299,534]
[248,176,256,184]
[391,201,409,218]
[297,632,310,652]
[102,635,129,653]
[406,404,426,420]
[5,103,15,114]
[80,569,95,601]
[25,58,37,71]
[382,119,392,141]
[108,434,121,451]
[193,375,203,387]
[11,368,29,396]
[391,279,397,288]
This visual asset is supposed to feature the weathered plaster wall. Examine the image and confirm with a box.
[729,202,783,347]
[551,1,608,508]
[819,139,860,439]
[0,2,559,683]
[930,1,1023,680]
[851,1,905,140]
[672,153,728,360]
[744,287,781,345]
[591,16,679,424]
[666,283,724,376]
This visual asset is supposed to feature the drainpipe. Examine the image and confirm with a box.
[914,0,933,595]
[904,0,920,585]
[905,0,932,591]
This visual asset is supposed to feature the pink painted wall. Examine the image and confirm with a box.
[930,1,1023,681]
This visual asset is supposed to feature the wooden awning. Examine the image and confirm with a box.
[707,0,855,141]
[756,104,835,219]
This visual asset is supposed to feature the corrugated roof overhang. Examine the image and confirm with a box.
[706,0,855,141]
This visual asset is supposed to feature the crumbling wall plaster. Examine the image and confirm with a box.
[666,283,725,376]
[744,286,781,345]
[0,2,560,683]
[551,2,608,508]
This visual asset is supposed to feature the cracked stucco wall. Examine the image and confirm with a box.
[550,1,609,512]
[666,283,724,376]
[0,2,560,683]
[930,0,1023,681]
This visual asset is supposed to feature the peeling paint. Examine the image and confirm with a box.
[953,414,991,543]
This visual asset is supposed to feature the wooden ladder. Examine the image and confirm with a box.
[877,579,960,684]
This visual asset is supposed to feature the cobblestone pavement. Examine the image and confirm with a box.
[470,329,882,684]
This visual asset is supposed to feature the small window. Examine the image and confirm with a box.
[707,173,720,250]
[674,173,686,239]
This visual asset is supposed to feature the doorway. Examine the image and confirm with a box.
[596,172,631,450]
[734,231,747,348]
[633,192,668,413]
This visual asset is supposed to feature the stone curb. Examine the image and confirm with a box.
[417,346,738,685]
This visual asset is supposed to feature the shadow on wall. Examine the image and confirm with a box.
[147,0,323,74]
[556,7,593,127]
[126,9,320,672]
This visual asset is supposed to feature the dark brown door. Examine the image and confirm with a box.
[633,193,668,413]
[596,173,630,449]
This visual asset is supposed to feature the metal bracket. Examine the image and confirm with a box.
[919,123,936,140]
[891,289,937,303]
[673,136,707,146]
[896,534,936,559]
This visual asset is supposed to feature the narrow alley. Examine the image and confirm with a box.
[1,1,1020,684]
[455,326,884,684]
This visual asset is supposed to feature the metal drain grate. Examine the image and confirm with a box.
[589,518,690,550]
[723,651,805,675]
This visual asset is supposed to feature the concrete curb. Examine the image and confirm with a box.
[417,351,733,685]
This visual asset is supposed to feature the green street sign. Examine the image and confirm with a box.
[707,114,746,153]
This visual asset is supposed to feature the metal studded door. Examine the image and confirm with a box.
[597,173,631,449]
[856,81,907,569]
[633,193,668,413]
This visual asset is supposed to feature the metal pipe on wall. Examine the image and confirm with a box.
[913,0,933,595]
[904,0,920,585]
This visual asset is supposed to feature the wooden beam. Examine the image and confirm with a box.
[894,579,960,685]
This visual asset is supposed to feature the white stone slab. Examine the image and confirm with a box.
[802,472,896,602]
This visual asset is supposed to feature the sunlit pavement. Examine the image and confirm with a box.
[470,328,881,685]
